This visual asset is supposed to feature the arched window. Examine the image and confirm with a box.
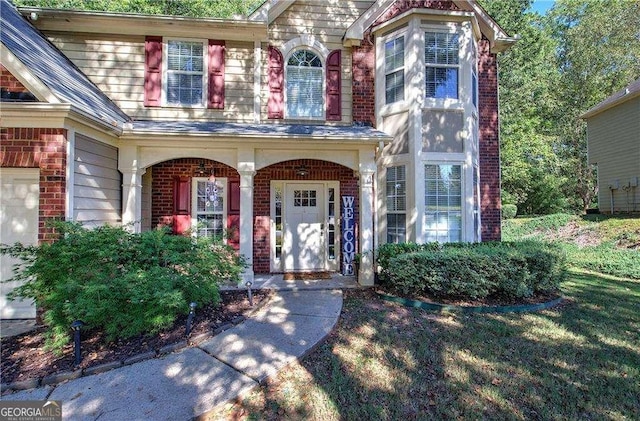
[286,49,323,118]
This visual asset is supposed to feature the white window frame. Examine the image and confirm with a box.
[284,48,325,120]
[162,37,208,108]
[386,165,407,243]
[424,163,464,243]
[384,35,405,105]
[191,177,227,242]
[424,30,460,101]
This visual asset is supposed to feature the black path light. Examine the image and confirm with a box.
[185,302,197,337]
[71,320,85,367]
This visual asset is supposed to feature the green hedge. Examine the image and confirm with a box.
[379,242,566,300]
[502,204,518,219]
[1,222,244,352]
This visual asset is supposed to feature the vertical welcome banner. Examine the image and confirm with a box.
[341,196,355,275]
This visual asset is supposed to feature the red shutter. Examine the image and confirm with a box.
[208,40,225,109]
[227,180,240,250]
[144,36,162,107]
[267,46,284,119]
[173,177,191,235]
[326,49,342,121]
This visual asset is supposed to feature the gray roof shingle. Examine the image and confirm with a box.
[129,120,392,140]
[0,0,130,128]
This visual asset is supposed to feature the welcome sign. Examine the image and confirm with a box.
[341,196,356,275]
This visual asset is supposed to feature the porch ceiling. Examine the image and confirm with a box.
[123,121,392,143]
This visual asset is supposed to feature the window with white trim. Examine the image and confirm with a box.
[166,40,205,106]
[425,164,462,242]
[193,178,226,240]
[386,166,407,243]
[286,49,323,118]
[384,36,404,104]
[425,32,459,99]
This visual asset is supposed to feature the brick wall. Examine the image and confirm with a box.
[150,158,240,247]
[352,42,376,126]
[0,127,67,242]
[373,0,458,25]
[0,65,30,93]
[253,159,359,273]
[477,38,501,241]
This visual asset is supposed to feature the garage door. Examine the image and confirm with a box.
[1,168,39,319]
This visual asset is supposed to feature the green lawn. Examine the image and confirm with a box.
[215,269,640,420]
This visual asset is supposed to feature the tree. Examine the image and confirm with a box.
[548,0,640,211]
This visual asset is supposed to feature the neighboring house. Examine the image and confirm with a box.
[583,78,640,214]
[0,0,515,318]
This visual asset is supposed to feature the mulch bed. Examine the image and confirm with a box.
[283,272,332,281]
[1,289,272,386]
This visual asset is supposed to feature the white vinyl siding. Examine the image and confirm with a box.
[47,34,255,121]
[74,135,121,226]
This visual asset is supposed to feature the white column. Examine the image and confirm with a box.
[358,150,377,286]
[238,147,255,284]
[65,128,75,221]
[119,145,143,233]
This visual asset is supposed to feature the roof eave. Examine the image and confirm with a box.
[581,89,640,119]
[18,6,268,41]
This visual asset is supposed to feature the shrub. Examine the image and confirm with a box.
[379,241,566,300]
[1,221,244,352]
[376,242,441,284]
[502,204,518,219]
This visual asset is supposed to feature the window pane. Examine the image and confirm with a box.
[424,164,463,243]
[385,37,404,104]
[166,41,204,106]
[426,67,458,99]
[425,32,459,65]
[287,50,323,118]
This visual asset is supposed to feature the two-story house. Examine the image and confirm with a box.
[0,0,515,318]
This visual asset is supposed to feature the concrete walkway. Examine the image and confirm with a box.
[3,289,344,420]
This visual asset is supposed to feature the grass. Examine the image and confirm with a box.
[503,214,640,279]
[212,269,640,420]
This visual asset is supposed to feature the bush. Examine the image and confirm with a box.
[376,242,442,284]
[502,204,518,219]
[380,241,566,300]
[1,222,244,352]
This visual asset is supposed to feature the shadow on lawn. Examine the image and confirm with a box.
[232,272,639,420]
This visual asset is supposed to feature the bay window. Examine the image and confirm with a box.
[425,164,462,242]
[386,166,407,243]
[385,36,405,104]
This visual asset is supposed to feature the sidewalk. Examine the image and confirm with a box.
[2,288,344,420]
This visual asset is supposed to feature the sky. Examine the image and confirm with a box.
[530,0,556,15]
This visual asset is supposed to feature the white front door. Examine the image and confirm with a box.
[1,168,39,319]
[284,183,325,271]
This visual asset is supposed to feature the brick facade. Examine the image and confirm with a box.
[252,159,359,273]
[477,38,501,241]
[150,158,241,248]
[1,65,30,94]
[372,0,458,25]
[0,127,67,242]
[352,42,376,126]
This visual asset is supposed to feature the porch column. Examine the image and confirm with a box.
[119,145,144,233]
[238,147,255,284]
[358,155,377,286]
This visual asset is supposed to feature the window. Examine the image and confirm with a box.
[193,178,226,240]
[386,166,406,243]
[286,50,323,118]
[425,32,459,99]
[293,189,317,207]
[328,188,336,260]
[274,185,283,259]
[385,36,404,104]
[425,164,462,242]
[166,40,205,106]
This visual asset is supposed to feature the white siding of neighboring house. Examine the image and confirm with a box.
[74,134,122,226]
[587,97,640,213]
[261,0,375,123]
[47,33,256,122]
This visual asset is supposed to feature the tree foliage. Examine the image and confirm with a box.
[13,0,263,18]
[483,0,639,214]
